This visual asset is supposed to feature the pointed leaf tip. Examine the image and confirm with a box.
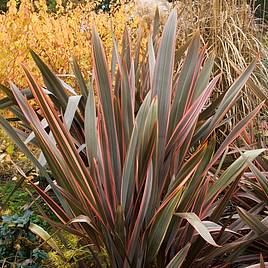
[176,212,220,247]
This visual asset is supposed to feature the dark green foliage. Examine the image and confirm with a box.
[46,0,56,12]
[0,181,30,213]
[0,0,9,12]
[94,0,118,12]
[0,210,48,267]
[254,0,268,20]
[0,181,53,229]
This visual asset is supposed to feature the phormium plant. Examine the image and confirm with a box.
[1,9,268,268]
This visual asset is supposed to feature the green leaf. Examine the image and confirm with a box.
[176,213,220,247]
[165,243,191,268]
[127,164,154,263]
[85,87,98,165]
[29,223,62,256]
[202,221,238,235]
[0,85,33,109]
[30,50,69,110]
[177,139,215,212]
[147,192,181,262]
[151,9,177,174]
[121,122,139,210]
[193,56,214,101]
[207,102,264,171]
[206,149,266,203]
[122,26,132,72]
[248,161,268,199]
[112,34,134,147]
[92,26,122,195]
[237,207,268,235]
[121,94,157,212]
[71,57,88,98]
[148,35,156,88]
[166,75,220,155]
[194,59,257,142]
[68,215,99,235]
[169,32,200,137]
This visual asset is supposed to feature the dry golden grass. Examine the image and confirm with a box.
[174,1,267,86]
[170,0,268,133]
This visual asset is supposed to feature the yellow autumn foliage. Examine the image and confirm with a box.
[0,0,141,87]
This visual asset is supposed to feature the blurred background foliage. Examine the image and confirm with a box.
[0,0,267,17]
[0,0,123,12]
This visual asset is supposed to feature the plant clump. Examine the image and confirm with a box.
[0,6,268,268]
